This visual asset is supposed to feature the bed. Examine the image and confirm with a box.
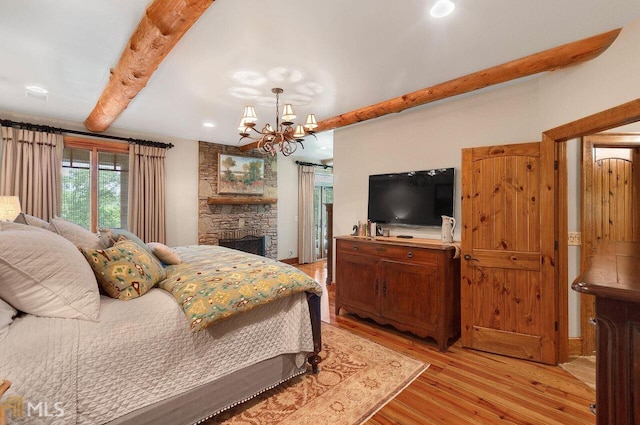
[0,219,323,425]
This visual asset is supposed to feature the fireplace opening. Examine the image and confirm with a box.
[219,230,266,257]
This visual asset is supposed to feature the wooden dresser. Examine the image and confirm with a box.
[572,240,640,425]
[335,235,460,351]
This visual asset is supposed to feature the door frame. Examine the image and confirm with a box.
[543,98,640,363]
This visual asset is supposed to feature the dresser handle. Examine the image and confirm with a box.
[382,281,387,296]
[589,404,596,415]
[407,251,414,259]
[588,317,597,326]
[353,245,359,251]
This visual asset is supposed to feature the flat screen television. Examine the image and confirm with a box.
[368,168,455,227]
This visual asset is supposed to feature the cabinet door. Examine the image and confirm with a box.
[336,252,380,314]
[379,259,439,328]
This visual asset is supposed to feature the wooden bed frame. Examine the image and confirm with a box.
[307,293,323,373]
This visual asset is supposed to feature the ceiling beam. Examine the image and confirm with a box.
[239,28,621,152]
[85,0,215,132]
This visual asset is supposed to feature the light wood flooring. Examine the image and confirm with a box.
[295,260,596,425]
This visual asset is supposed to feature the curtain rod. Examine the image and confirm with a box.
[0,119,174,149]
[295,160,333,169]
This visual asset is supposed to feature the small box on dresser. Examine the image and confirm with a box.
[335,235,461,351]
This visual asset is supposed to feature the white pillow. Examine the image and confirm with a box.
[13,212,50,230]
[49,216,105,249]
[0,222,100,321]
[0,298,17,343]
[147,242,182,265]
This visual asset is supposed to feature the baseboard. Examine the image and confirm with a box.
[568,337,583,357]
[279,257,299,265]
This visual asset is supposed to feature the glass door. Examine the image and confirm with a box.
[314,185,333,259]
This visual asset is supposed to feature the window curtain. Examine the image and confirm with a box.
[0,125,63,221]
[298,165,316,264]
[128,144,166,243]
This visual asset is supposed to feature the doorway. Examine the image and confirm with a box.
[545,97,640,362]
[579,133,640,355]
[314,176,333,260]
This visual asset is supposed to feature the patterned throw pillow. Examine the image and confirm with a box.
[80,239,166,300]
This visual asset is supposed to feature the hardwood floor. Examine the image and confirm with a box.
[295,260,596,425]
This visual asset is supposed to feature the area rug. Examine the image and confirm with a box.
[205,324,429,425]
[560,356,596,390]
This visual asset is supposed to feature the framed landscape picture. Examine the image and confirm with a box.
[218,154,265,195]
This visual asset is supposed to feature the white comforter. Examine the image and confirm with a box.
[0,289,313,425]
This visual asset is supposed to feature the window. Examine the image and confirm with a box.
[61,137,129,232]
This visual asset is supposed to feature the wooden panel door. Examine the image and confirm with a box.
[594,155,635,241]
[461,142,557,364]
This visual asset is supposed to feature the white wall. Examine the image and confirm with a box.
[334,79,542,241]
[333,16,640,338]
[164,138,198,247]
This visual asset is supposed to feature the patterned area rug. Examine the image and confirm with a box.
[206,324,428,425]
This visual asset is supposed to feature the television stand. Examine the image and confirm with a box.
[335,236,460,351]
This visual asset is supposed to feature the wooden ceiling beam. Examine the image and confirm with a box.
[85,0,216,132]
[239,28,621,152]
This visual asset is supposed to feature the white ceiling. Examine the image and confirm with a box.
[1,0,639,161]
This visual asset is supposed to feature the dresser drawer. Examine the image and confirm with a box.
[337,239,439,264]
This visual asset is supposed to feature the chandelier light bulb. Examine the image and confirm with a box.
[237,118,249,132]
[430,0,455,18]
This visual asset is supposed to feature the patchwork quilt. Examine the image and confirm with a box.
[159,245,323,332]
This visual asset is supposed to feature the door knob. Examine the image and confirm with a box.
[463,254,479,262]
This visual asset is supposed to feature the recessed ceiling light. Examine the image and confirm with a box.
[202,121,215,128]
[430,0,455,18]
[25,85,48,94]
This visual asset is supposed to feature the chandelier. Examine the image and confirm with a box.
[238,88,318,156]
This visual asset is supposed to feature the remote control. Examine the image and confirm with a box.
[397,235,414,239]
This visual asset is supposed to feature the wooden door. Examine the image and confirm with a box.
[581,135,640,355]
[461,142,557,364]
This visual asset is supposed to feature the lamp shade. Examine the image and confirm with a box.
[293,125,306,138]
[0,196,21,221]
[281,104,296,122]
[242,106,258,123]
[304,114,318,130]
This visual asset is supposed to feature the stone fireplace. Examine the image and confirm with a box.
[218,230,266,256]
[198,142,278,259]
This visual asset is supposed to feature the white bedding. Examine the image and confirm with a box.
[0,289,313,425]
